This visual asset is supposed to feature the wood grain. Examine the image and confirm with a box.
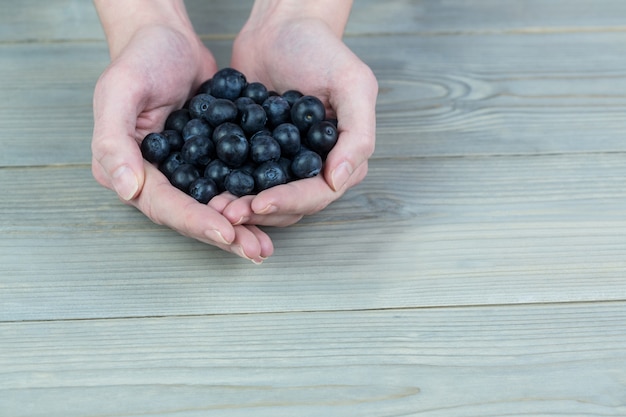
[6,0,626,42]
[5,33,626,166]
[3,1,626,415]
[2,303,626,416]
[3,152,626,321]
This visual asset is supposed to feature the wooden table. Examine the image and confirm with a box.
[2,1,626,415]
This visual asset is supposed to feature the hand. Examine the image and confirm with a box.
[91,22,273,263]
[218,5,378,227]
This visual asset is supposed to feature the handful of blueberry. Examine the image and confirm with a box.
[140,67,339,204]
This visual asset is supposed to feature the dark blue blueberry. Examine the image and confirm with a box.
[188,93,216,120]
[238,161,258,176]
[164,109,191,133]
[262,95,291,127]
[182,118,213,141]
[216,133,249,167]
[212,122,245,146]
[170,163,200,192]
[250,129,272,141]
[281,89,303,107]
[240,103,267,135]
[253,161,288,192]
[159,152,185,180]
[224,170,255,197]
[290,148,323,179]
[272,123,301,157]
[250,133,281,164]
[277,157,295,183]
[241,82,269,104]
[203,159,232,191]
[188,177,219,204]
[205,98,238,127]
[306,120,338,155]
[234,96,256,121]
[161,129,184,152]
[141,132,171,164]
[210,67,247,101]
[291,95,326,133]
[196,78,213,95]
[325,118,338,128]
[181,135,215,167]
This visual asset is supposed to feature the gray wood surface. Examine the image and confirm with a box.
[2,1,626,416]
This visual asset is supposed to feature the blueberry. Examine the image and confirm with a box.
[306,120,338,155]
[210,67,247,101]
[164,109,191,133]
[272,123,301,157]
[188,93,216,120]
[277,157,295,182]
[238,161,258,176]
[181,134,215,167]
[234,96,256,120]
[212,122,244,146]
[205,98,238,127]
[182,118,213,141]
[253,161,288,192]
[250,129,272,141]
[188,177,219,204]
[141,132,171,164]
[204,159,232,191]
[250,133,281,164]
[159,152,185,180]
[240,103,267,135]
[161,129,184,152]
[281,89,303,107]
[291,148,323,179]
[241,82,269,104]
[170,163,200,192]
[291,95,326,133]
[262,95,291,127]
[224,170,255,197]
[196,78,213,95]
[216,133,249,167]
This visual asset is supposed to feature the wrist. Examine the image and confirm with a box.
[243,0,353,39]
[94,0,199,59]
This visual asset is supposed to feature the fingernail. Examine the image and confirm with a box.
[111,165,138,201]
[206,229,232,245]
[255,204,277,215]
[233,216,249,226]
[232,244,251,261]
[330,161,353,191]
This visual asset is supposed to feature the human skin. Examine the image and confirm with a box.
[91,0,377,261]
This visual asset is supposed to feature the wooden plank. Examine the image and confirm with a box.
[5,0,626,42]
[4,32,626,166]
[2,152,626,321]
[2,303,626,416]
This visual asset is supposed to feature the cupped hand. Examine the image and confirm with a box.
[221,16,378,227]
[91,25,272,262]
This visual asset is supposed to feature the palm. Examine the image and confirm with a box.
[222,19,377,227]
[118,27,217,140]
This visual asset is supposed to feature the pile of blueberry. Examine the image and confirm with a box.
[140,67,339,204]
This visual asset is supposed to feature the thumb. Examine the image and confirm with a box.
[91,68,146,201]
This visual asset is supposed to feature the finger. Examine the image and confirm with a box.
[222,195,303,227]
[248,162,367,217]
[91,65,147,201]
[131,161,238,247]
[228,224,274,263]
[326,64,378,192]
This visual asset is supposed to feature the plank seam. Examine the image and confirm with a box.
[3,298,626,324]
